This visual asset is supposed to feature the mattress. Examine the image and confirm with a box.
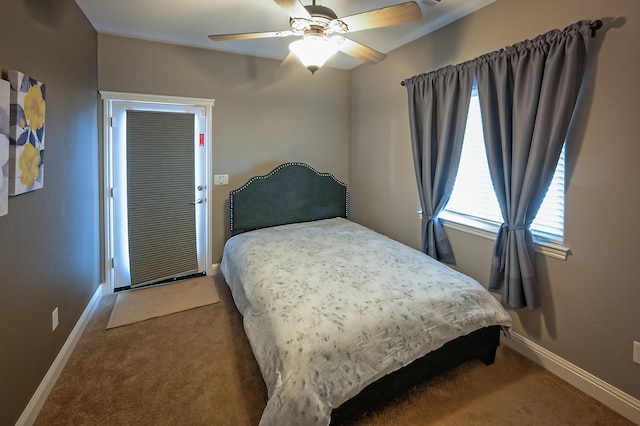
[221,217,512,425]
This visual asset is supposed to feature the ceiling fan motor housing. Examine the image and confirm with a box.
[290,4,348,36]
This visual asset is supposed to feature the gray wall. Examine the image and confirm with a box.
[349,0,640,400]
[3,0,639,423]
[0,0,99,424]
[97,34,350,263]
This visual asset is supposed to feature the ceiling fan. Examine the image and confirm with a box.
[208,0,422,74]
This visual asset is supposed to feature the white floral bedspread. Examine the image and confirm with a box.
[221,218,511,426]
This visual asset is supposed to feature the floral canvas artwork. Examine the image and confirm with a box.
[5,70,45,195]
[0,79,9,216]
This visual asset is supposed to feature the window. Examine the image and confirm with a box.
[443,88,566,247]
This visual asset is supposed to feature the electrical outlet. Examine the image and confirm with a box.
[634,341,640,365]
[52,307,59,331]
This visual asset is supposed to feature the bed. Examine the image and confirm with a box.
[220,162,512,425]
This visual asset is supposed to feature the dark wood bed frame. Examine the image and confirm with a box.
[227,162,501,423]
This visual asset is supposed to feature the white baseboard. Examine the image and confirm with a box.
[502,332,640,424]
[16,283,105,426]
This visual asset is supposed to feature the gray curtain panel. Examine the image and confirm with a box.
[474,21,592,308]
[405,64,474,263]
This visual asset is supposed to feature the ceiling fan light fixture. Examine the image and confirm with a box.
[289,34,340,74]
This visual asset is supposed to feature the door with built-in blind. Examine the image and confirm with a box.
[108,97,212,290]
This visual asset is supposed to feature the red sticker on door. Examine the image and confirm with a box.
[199,133,205,146]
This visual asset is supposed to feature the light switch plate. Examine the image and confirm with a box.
[213,174,229,185]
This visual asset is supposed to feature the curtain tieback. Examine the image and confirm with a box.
[497,223,529,272]
[501,223,529,231]
[423,215,437,223]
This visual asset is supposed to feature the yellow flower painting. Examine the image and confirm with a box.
[24,85,46,131]
[4,70,45,195]
[18,143,41,187]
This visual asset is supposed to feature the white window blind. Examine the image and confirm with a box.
[444,90,565,243]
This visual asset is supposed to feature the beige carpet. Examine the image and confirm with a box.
[36,271,634,425]
[106,275,219,329]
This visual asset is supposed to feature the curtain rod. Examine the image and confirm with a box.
[400,19,603,87]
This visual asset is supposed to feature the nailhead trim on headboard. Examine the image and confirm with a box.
[228,162,348,235]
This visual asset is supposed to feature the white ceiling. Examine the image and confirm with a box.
[74,0,495,70]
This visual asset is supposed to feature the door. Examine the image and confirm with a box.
[102,92,214,291]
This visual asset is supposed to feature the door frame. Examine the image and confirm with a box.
[100,91,215,293]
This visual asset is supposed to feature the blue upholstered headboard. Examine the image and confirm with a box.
[229,163,348,237]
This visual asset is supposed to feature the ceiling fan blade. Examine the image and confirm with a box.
[338,38,387,64]
[273,0,311,19]
[209,30,293,41]
[339,1,422,33]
